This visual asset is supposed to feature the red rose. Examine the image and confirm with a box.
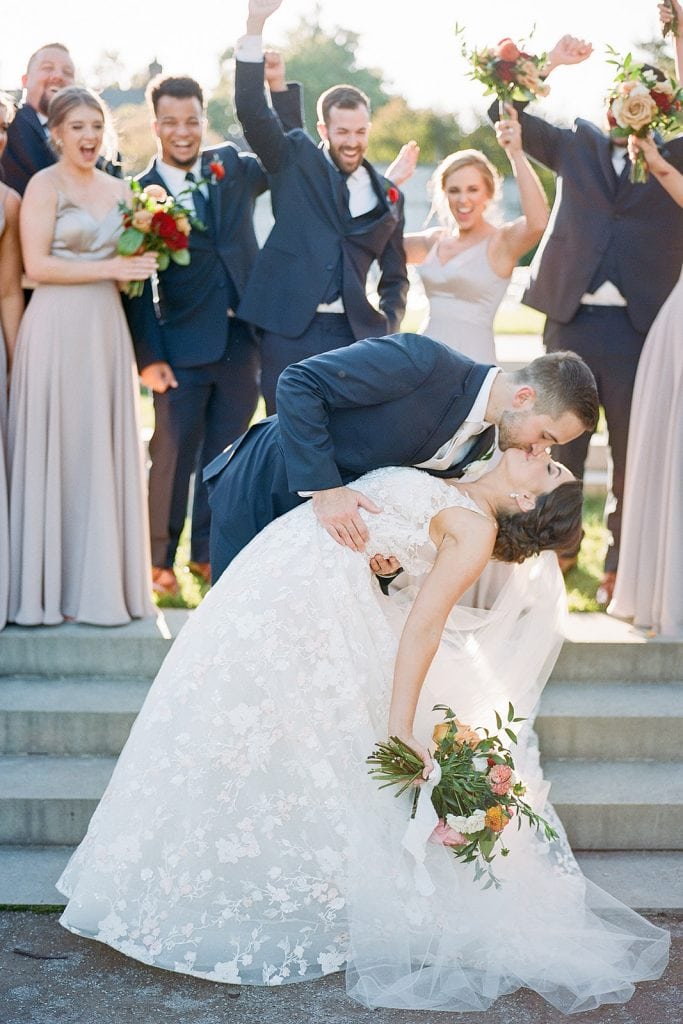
[209,161,225,181]
[652,91,673,112]
[165,230,189,251]
[386,186,400,203]
[496,38,521,62]
[495,59,517,83]
[151,210,178,239]
[487,757,496,767]
[606,105,618,129]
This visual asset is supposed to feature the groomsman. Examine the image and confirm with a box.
[234,0,409,412]
[491,34,683,602]
[125,62,302,595]
[3,43,120,194]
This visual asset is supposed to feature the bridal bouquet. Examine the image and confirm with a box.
[117,181,192,297]
[606,47,683,183]
[457,28,549,108]
[367,704,558,888]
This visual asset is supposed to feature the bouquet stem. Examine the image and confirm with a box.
[122,280,145,298]
[629,148,649,185]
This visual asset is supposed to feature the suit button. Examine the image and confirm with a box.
[325,264,334,271]
[338,370,347,378]
[218,281,226,288]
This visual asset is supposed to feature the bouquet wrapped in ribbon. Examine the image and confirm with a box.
[606,47,683,183]
[367,704,557,889]
[117,181,192,297]
[661,0,679,40]
[458,27,549,111]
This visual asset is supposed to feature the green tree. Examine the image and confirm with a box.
[207,47,240,142]
[281,5,390,131]
[369,96,464,164]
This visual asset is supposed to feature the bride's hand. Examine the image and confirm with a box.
[390,728,434,780]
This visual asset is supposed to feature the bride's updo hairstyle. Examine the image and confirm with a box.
[492,480,584,564]
[427,149,502,226]
[47,86,117,163]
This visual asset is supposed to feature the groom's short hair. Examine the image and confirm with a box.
[514,351,599,431]
[146,75,204,114]
[317,84,370,125]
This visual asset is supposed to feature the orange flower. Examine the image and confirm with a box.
[175,214,191,236]
[485,806,511,833]
[453,720,480,748]
[132,209,154,232]
[432,722,451,745]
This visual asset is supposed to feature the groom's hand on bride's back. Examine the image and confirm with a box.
[311,486,381,551]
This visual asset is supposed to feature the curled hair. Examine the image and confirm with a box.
[47,86,117,163]
[146,75,204,115]
[492,480,584,563]
[316,84,370,125]
[0,91,15,124]
[426,149,501,227]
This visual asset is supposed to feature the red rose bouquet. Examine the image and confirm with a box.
[367,704,557,888]
[606,47,683,182]
[117,181,192,297]
[458,27,549,112]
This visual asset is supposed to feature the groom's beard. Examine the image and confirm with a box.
[497,409,532,452]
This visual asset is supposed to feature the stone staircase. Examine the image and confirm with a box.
[0,611,681,910]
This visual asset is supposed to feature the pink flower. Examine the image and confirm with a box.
[488,764,513,796]
[429,819,468,846]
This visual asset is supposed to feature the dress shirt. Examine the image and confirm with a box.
[416,367,500,471]
[157,158,207,217]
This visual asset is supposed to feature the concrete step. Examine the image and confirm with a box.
[536,679,683,760]
[1,611,681,683]
[0,755,115,845]
[2,676,681,762]
[0,677,149,756]
[544,759,683,850]
[0,845,680,913]
[2,754,681,849]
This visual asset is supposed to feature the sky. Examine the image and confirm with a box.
[0,1,669,126]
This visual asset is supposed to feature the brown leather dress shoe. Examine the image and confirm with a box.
[596,572,616,607]
[188,561,211,584]
[152,566,179,596]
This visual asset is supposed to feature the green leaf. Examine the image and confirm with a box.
[116,228,145,256]
[505,728,518,744]
[170,248,190,266]
[157,252,170,272]
[494,711,502,730]
[507,702,514,722]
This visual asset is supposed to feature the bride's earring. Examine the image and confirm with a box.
[509,492,519,498]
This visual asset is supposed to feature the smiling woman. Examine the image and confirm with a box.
[6,85,158,626]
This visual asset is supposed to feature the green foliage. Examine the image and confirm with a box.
[369,96,463,164]
[281,6,390,132]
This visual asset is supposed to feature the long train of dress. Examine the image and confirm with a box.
[58,468,668,1013]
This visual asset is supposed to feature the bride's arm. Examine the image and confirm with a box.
[387,508,496,773]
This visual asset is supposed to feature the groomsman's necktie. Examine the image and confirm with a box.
[338,169,351,221]
[185,170,208,223]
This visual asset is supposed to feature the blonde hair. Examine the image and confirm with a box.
[427,149,502,227]
[47,85,117,163]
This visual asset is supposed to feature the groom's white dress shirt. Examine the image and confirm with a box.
[416,367,500,472]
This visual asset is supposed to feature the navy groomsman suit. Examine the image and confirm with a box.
[204,333,497,580]
[234,56,409,412]
[125,84,302,575]
[490,97,683,573]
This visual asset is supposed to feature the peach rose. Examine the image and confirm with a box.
[429,819,468,846]
[496,38,521,62]
[488,764,513,796]
[143,184,168,202]
[432,722,451,745]
[612,89,658,132]
[132,209,154,232]
[175,214,191,236]
[453,721,480,749]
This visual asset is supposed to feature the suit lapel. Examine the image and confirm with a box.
[201,155,222,236]
[597,137,619,194]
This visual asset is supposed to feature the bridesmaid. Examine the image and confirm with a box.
[0,95,24,630]
[8,86,158,626]
[609,1,683,637]
[404,105,548,363]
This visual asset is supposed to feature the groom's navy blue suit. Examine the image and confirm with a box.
[204,333,496,579]
[124,84,303,569]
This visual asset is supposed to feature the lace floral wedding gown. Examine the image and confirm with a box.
[58,467,668,1013]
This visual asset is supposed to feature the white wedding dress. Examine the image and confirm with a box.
[58,467,668,1013]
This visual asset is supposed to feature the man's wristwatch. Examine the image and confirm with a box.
[375,567,404,597]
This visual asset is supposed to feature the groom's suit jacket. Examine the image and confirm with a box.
[234,59,408,340]
[489,100,683,335]
[204,332,496,577]
[124,84,303,371]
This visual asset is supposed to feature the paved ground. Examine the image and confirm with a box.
[0,911,680,1024]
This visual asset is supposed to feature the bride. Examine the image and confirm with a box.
[57,451,668,1013]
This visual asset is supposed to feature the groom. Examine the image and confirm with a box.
[204,332,598,580]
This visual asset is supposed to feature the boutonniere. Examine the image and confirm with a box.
[208,154,225,184]
[385,183,400,204]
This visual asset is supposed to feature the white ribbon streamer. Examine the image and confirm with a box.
[400,761,442,896]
